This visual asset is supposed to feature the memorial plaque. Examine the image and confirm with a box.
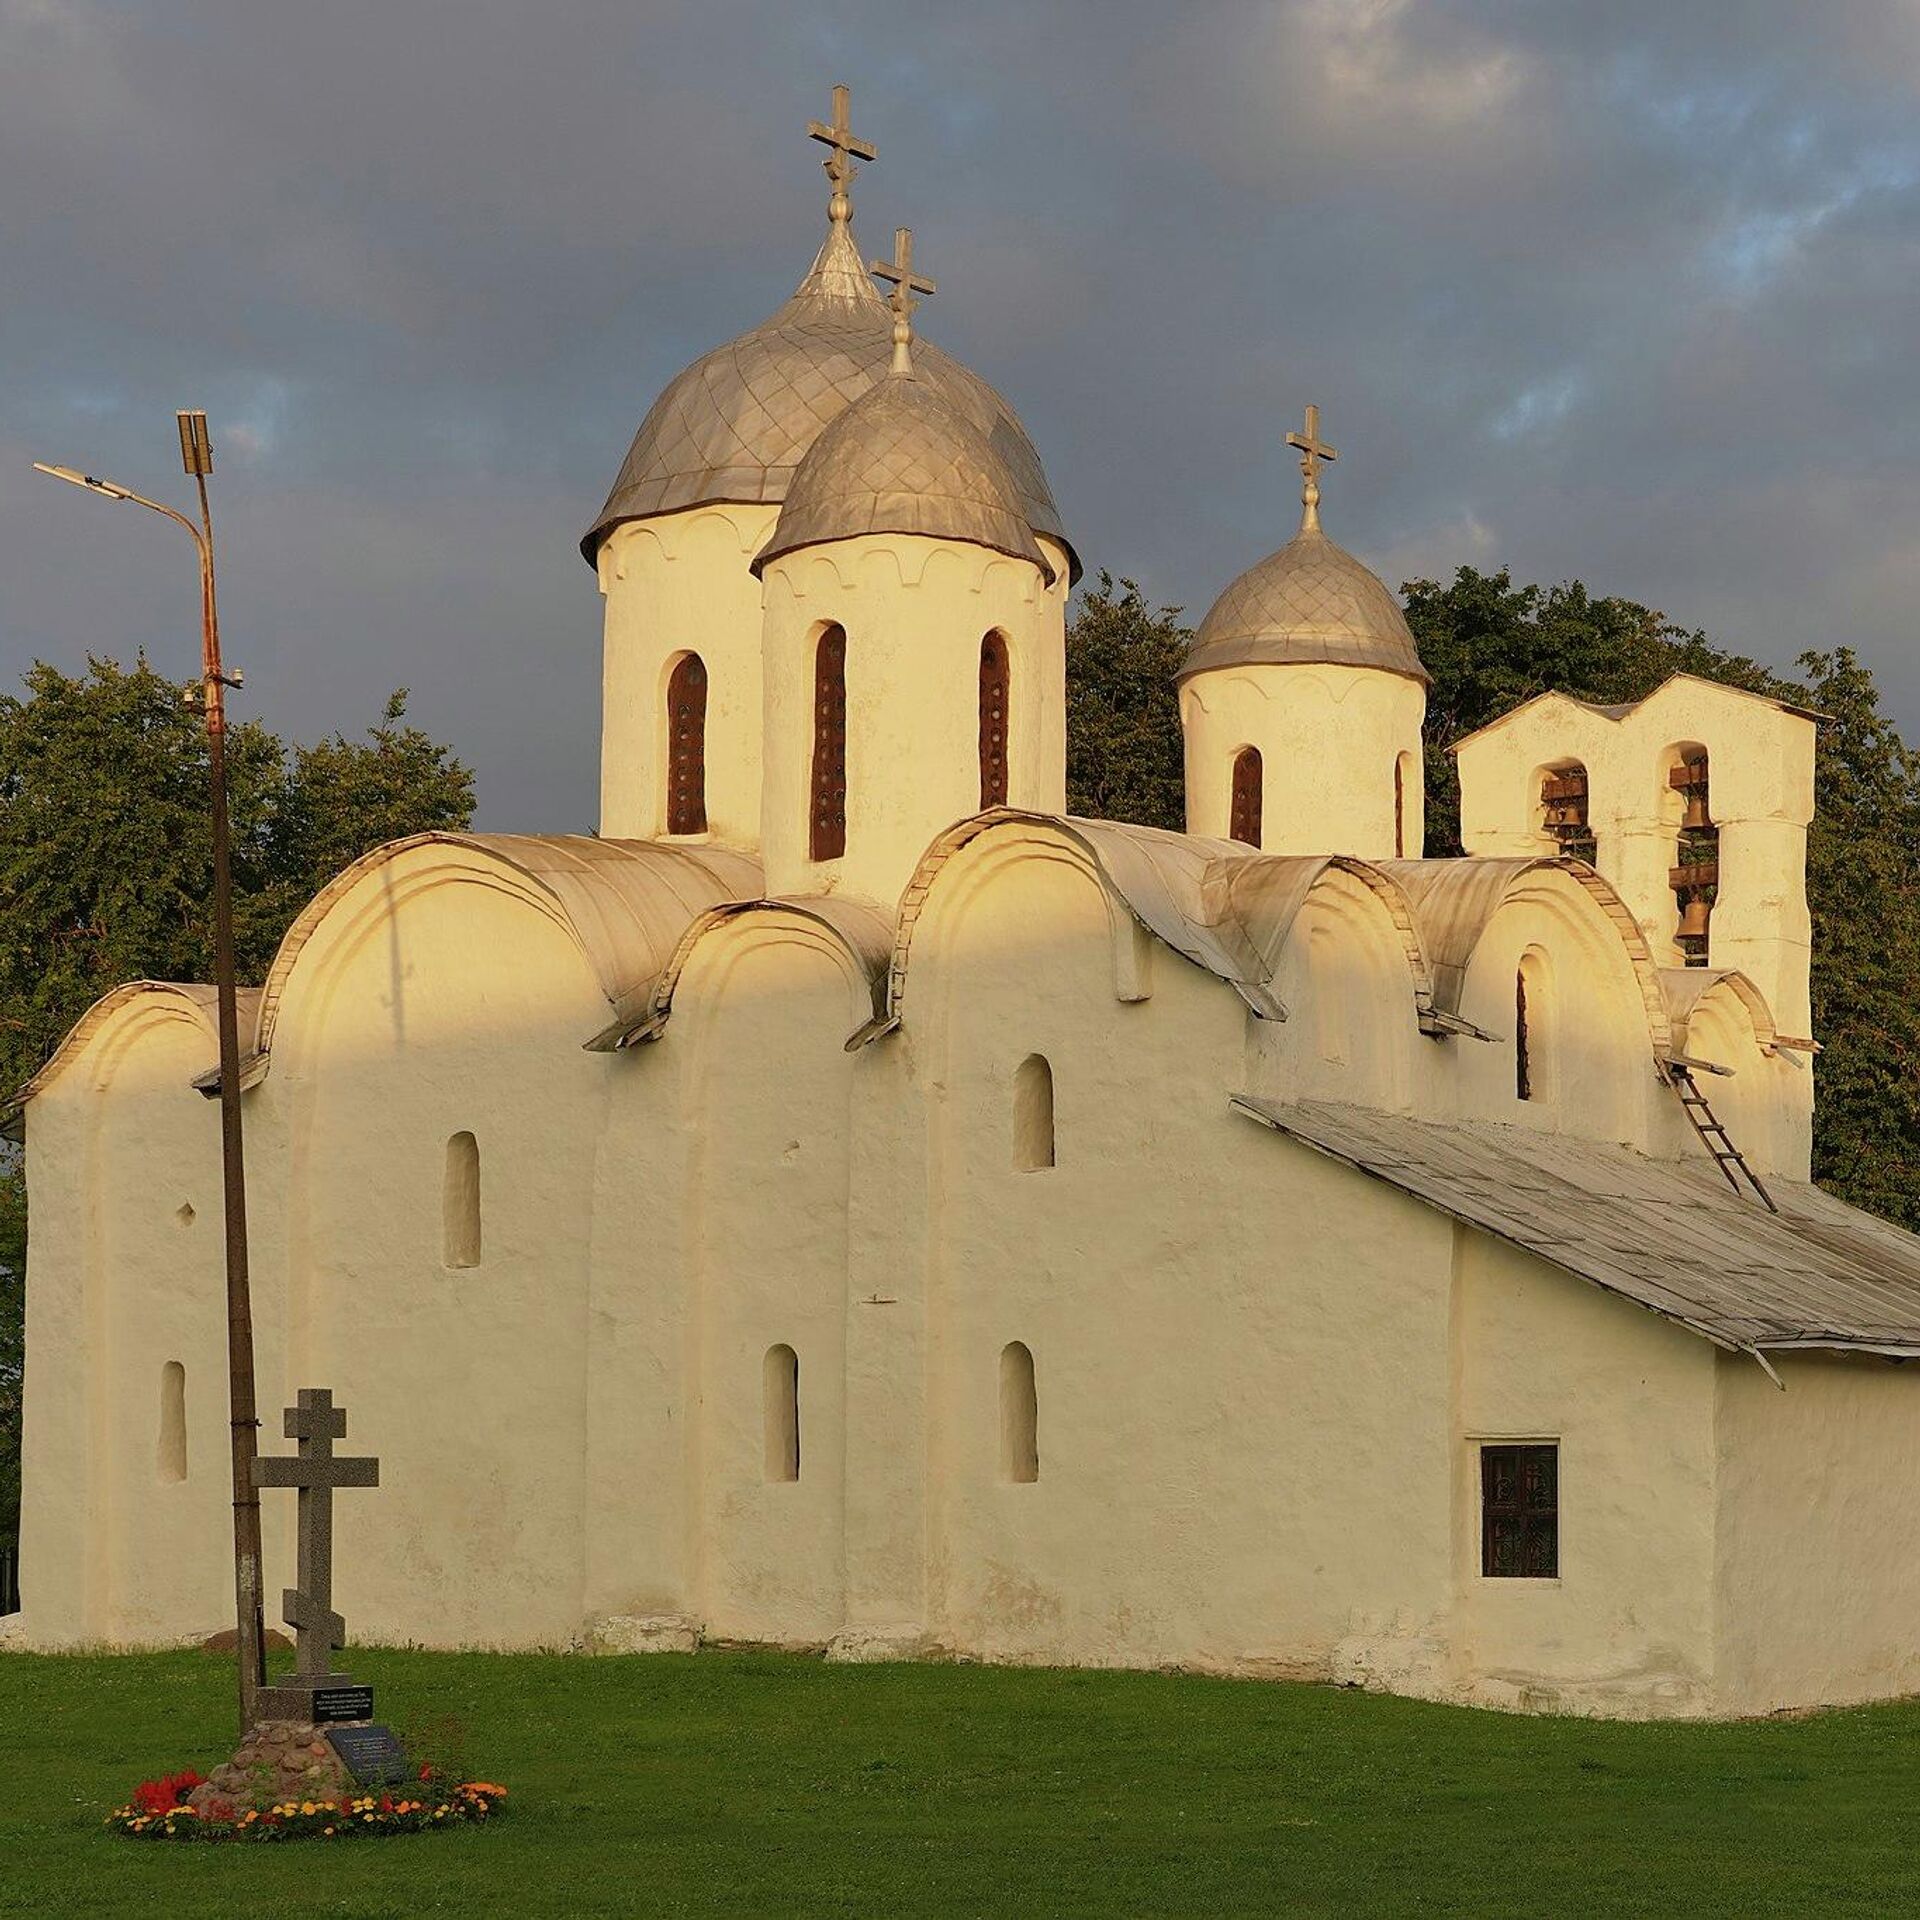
[312,1684,375,1724]
[325,1723,411,1786]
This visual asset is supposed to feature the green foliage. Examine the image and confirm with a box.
[0,659,473,1554]
[11,1647,1920,1913]
[1065,573,1188,831]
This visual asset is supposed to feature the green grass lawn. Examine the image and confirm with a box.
[2,1647,1918,1917]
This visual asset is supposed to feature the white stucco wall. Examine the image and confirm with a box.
[1181,665,1426,858]
[757,533,1066,903]
[11,812,1907,1721]
[596,505,778,845]
[1713,1350,1920,1713]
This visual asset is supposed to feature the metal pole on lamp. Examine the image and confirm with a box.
[33,419,267,1735]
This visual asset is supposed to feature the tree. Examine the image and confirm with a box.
[0,658,474,1560]
[1065,573,1188,831]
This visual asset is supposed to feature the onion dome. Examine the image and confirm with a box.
[582,219,1075,578]
[752,366,1049,579]
[1179,405,1428,686]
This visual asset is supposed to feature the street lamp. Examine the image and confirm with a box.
[34,418,267,1735]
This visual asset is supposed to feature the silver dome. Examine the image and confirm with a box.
[583,219,1076,578]
[1180,525,1429,686]
[753,366,1049,579]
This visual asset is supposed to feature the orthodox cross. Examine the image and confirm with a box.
[1286,404,1338,533]
[254,1388,379,1688]
[808,83,876,225]
[871,226,936,372]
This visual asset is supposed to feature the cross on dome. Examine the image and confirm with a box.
[871,226,936,373]
[1286,404,1338,533]
[808,83,876,227]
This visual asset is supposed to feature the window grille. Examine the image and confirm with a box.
[1230,747,1263,848]
[811,625,847,861]
[1481,1442,1558,1577]
[665,653,708,835]
[979,633,1011,808]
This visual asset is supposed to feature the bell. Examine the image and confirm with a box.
[1681,791,1712,830]
[1677,894,1712,941]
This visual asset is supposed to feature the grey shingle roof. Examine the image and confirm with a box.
[1181,526,1429,686]
[1233,1095,1920,1355]
[582,218,1074,577]
[753,368,1048,578]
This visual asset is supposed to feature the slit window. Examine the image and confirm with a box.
[158,1361,187,1483]
[979,632,1011,808]
[810,624,848,861]
[665,653,709,835]
[1481,1443,1558,1577]
[443,1131,481,1269]
[764,1345,800,1482]
[1514,968,1532,1101]
[1394,752,1410,857]
[1000,1342,1039,1483]
[1014,1053,1055,1170]
[1229,747,1263,848]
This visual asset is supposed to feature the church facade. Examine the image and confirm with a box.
[15,96,1920,1720]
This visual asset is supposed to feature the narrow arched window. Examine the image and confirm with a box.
[665,653,708,835]
[1514,968,1532,1101]
[1394,753,1408,857]
[1230,747,1263,848]
[1000,1342,1039,1483]
[444,1131,481,1269]
[158,1361,187,1483]
[1014,1053,1055,1171]
[978,632,1011,809]
[764,1345,800,1482]
[810,624,848,861]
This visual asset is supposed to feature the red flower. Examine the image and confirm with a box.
[131,1770,205,1816]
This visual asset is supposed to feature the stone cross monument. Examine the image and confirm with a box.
[252,1387,379,1724]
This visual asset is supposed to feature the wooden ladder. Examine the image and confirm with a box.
[1662,1061,1778,1213]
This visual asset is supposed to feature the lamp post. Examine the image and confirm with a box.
[34,417,267,1735]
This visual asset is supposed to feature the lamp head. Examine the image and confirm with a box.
[32,462,133,501]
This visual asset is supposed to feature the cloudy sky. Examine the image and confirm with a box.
[3,1,1917,827]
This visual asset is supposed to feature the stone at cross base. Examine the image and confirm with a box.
[251,1386,379,1725]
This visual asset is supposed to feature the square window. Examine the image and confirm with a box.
[1480,1442,1558,1578]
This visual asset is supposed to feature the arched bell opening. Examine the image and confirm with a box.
[1664,743,1715,966]
[1537,758,1596,864]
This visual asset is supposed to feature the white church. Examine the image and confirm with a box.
[14,92,1920,1719]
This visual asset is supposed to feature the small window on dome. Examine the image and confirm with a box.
[979,632,1011,809]
[811,625,848,861]
[1230,748,1263,848]
[665,653,708,835]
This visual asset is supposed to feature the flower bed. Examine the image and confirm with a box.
[109,1774,506,1841]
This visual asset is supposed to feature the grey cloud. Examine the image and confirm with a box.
[3,0,1919,830]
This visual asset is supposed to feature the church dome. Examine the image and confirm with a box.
[582,218,1076,578]
[752,364,1049,578]
[1179,525,1428,686]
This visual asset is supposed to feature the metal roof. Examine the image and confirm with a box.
[582,217,1077,578]
[7,981,263,1119]
[753,367,1049,579]
[1181,526,1429,686]
[254,833,763,1057]
[1234,1095,1920,1357]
